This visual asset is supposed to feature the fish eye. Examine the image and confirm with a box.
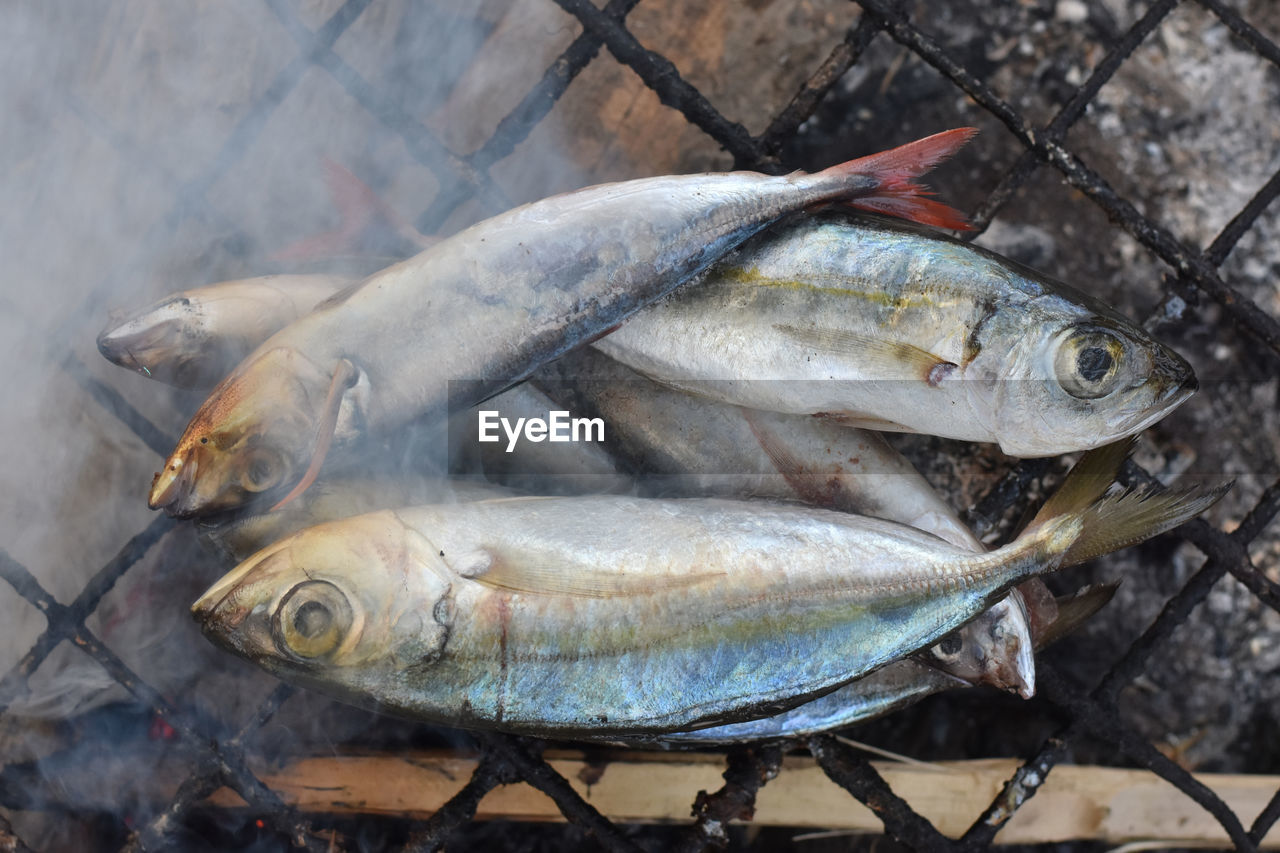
[241,448,285,493]
[932,633,963,660]
[273,580,353,661]
[1054,326,1127,399]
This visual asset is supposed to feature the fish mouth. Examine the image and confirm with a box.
[96,325,144,371]
[191,586,258,659]
[94,327,136,368]
[191,583,245,631]
[1112,346,1198,437]
[1155,344,1197,398]
[993,641,1036,700]
[192,552,274,635]
[97,315,181,374]
[149,447,199,516]
[193,547,300,664]
[1174,366,1198,396]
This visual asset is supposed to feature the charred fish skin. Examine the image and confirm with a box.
[595,211,1197,457]
[149,130,977,518]
[193,495,1079,737]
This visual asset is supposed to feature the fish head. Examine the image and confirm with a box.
[97,295,214,388]
[148,347,336,517]
[192,510,454,690]
[921,592,1036,699]
[970,308,1196,457]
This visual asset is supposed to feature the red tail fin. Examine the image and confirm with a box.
[820,127,977,231]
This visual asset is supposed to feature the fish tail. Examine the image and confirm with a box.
[1020,437,1230,568]
[1024,437,1135,531]
[1033,582,1119,650]
[1058,484,1230,568]
[986,440,1227,590]
[812,128,977,230]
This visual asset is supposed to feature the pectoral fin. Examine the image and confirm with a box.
[774,323,956,385]
[813,411,911,432]
[269,358,359,512]
[465,548,726,599]
[744,411,827,503]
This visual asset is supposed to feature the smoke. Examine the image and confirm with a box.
[0,1,587,840]
[0,0,857,813]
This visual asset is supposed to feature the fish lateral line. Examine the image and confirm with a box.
[718,265,944,311]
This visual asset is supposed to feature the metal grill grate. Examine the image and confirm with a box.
[2,0,1280,850]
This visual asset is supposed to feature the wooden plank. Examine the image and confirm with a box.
[204,751,1280,846]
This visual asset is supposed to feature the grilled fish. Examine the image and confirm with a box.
[595,211,1197,456]
[536,348,1036,695]
[649,583,1115,745]
[149,130,976,517]
[97,275,351,389]
[192,445,1222,736]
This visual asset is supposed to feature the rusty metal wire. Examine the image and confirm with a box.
[810,734,957,850]
[401,751,520,853]
[4,0,1280,850]
[676,744,783,853]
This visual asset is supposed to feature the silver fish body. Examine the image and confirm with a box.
[537,348,981,549]
[97,274,351,389]
[651,582,1116,746]
[649,660,952,745]
[196,477,512,565]
[150,131,975,517]
[193,495,1079,736]
[536,349,1035,695]
[595,212,1196,457]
